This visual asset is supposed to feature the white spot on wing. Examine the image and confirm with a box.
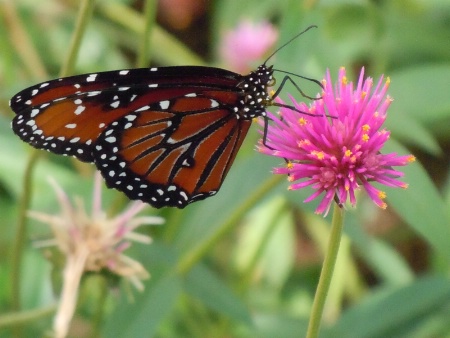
[110,101,120,108]
[86,74,98,82]
[74,105,85,115]
[135,105,150,112]
[159,100,170,109]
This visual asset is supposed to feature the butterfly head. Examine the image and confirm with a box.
[235,64,274,120]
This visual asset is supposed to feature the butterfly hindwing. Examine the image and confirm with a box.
[93,93,252,208]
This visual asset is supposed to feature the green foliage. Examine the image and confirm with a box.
[0,0,449,337]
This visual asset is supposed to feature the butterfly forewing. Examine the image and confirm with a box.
[10,65,273,208]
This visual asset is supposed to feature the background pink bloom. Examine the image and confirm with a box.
[259,67,415,215]
[219,20,278,73]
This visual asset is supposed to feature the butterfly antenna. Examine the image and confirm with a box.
[263,25,318,65]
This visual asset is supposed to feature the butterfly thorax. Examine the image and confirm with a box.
[235,65,273,120]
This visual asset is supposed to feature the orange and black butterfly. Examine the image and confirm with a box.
[10,26,319,208]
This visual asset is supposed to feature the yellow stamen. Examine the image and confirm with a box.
[378,191,386,199]
[341,76,348,85]
[287,161,293,169]
[298,117,307,126]
[362,134,369,142]
[362,124,370,132]
[386,77,391,85]
[408,155,416,163]
[361,91,367,99]
[312,151,325,160]
[298,139,311,148]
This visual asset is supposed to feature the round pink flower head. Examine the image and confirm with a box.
[219,20,278,73]
[258,67,415,216]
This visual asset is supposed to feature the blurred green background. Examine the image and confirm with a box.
[1,0,449,337]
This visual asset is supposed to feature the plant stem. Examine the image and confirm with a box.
[1,1,47,79]
[54,248,89,338]
[306,204,345,338]
[96,2,205,66]
[10,150,39,314]
[136,0,157,68]
[59,0,96,77]
[0,305,56,328]
[176,175,283,275]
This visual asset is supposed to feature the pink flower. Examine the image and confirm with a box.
[219,20,278,73]
[258,67,415,215]
[30,172,164,337]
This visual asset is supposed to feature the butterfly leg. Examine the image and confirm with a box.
[271,75,322,101]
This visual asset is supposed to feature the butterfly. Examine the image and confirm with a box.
[10,26,319,208]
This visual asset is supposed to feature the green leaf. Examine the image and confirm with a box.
[103,274,182,338]
[384,140,450,262]
[345,216,414,286]
[385,108,441,156]
[323,276,450,338]
[185,264,252,324]
[388,65,450,140]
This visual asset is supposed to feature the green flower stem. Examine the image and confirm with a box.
[238,202,286,293]
[59,0,96,77]
[1,2,47,79]
[136,0,157,68]
[0,305,56,328]
[96,2,205,66]
[306,204,345,338]
[176,175,284,276]
[10,151,40,314]
[9,0,93,334]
